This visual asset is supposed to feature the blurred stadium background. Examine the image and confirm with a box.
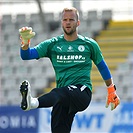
[0,0,133,132]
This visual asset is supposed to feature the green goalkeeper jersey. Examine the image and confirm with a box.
[35,34,103,91]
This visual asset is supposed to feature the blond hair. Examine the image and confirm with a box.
[61,7,79,20]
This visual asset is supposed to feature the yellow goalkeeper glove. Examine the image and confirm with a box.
[106,84,120,111]
[19,27,35,45]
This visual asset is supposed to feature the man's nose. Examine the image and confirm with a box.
[66,20,70,24]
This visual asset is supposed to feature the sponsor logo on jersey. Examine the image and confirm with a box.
[67,45,74,52]
[57,55,85,63]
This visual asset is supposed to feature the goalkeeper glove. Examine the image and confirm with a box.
[19,27,35,45]
[105,84,120,111]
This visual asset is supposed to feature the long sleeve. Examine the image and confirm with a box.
[20,47,39,60]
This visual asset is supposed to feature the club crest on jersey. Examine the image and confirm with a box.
[78,45,85,52]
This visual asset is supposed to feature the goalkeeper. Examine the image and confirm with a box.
[19,7,120,133]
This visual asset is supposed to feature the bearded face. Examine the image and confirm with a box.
[61,11,80,36]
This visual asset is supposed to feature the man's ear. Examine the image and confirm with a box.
[77,20,80,27]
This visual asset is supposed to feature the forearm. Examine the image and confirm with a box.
[104,78,113,87]
[20,47,39,60]
[96,59,112,86]
[97,60,120,110]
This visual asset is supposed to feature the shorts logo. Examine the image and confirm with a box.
[78,45,85,52]
[68,85,77,91]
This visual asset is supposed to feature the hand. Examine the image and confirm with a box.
[105,84,120,111]
[19,27,35,45]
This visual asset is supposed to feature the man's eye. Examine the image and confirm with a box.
[70,19,74,21]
